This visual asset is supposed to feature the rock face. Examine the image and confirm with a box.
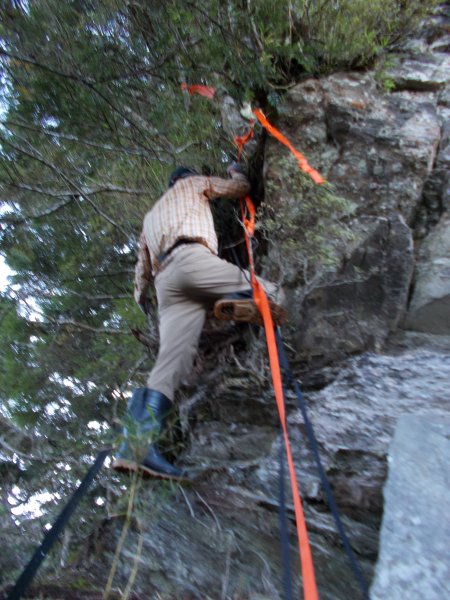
[385,53,450,92]
[266,74,441,223]
[283,346,450,514]
[370,415,450,600]
[262,4,450,365]
[293,213,414,362]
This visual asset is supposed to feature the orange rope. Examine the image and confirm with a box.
[252,108,325,185]
[234,122,255,161]
[241,197,319,600]
[180,84,323,184]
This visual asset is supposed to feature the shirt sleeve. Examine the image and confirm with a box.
[204,172,250,200]
[134,231,152,305]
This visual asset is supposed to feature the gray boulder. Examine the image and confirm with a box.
[256,347,450,518]
[371,415,450,600]
[385,53,450,92]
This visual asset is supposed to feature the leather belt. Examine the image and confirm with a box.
[156,238,199,266]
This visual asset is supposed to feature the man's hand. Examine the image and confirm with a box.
[227,161,247,177]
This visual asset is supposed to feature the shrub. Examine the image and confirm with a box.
[259,156,355,288]
[237,0,442,83]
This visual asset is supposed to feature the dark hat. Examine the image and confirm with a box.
[168,166,198,188]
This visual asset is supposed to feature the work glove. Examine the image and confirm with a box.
[227,161,247,177]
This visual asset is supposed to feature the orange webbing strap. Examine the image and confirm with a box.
[252,108,325,185]
[180,83,216,99]
[242,195,256,237]
[241,197,319,600]
[234,122,255,161]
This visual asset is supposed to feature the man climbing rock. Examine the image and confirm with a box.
[113,164,285,480]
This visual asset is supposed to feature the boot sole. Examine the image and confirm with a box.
[112,458,189,482]
[214,299,287,326]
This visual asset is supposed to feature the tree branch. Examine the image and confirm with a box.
[38,290,131,302]
[5,181,147,198]
[54,319,131,335]
[0,49,173,160]
[0,133,132,237]
[0,197,76,224]
[2,119,152,157]
[0,436,45,462]
[0,48,95,85]
[131,327,154,348]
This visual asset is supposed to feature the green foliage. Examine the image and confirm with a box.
[374,55,399,93]
[260,157,355,287]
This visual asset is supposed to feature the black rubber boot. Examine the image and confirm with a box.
[112,388,188,481]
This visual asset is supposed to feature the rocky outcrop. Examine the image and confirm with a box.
[292,213,414,362]
[262,4,450,365]
[370,414,450,600]
[265,74,441,224]
[417,115,450,233]
[280,346,450,513]
[385,53,450,92]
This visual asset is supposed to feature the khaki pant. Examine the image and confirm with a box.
[147,244,283,401]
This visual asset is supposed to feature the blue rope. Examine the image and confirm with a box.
[275,328,370,600]
[7,448,110,600]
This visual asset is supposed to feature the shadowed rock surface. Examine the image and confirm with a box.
[406,213,450,333]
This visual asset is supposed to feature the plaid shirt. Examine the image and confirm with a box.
[134,173,250,304]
